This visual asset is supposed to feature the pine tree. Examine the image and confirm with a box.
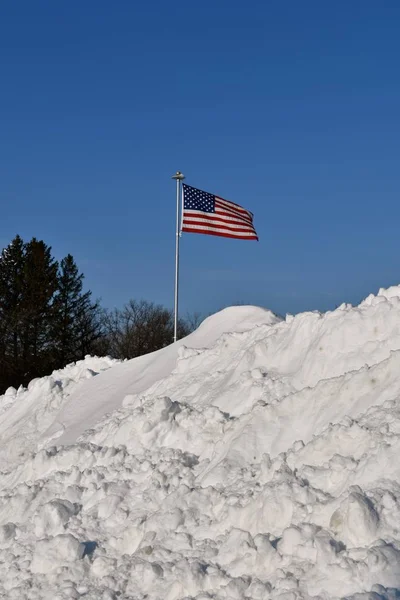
[0,235,25,390]
[51,254,102,366]
[19,238,58,380]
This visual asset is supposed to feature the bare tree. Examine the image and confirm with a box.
[101,299,195,360]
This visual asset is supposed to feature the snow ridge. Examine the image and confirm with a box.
[1,293,400,598]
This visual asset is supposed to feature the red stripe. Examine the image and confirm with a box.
[182,226,258,240]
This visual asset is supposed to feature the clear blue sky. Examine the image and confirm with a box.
[1,1,400,317]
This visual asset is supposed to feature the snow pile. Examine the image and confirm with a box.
[2,290,400,599]
[0,356,119,470]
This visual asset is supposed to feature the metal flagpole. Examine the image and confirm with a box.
[172,171,185,343]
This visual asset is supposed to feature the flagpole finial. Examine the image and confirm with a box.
[172,171,185,180]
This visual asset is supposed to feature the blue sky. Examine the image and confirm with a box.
[1,1,400,317]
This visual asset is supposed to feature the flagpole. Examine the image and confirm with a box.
[172,171,185,342]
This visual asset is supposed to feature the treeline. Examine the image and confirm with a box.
[0,235,197,394]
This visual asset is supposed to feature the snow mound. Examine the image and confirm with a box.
[2,292,400,598]
[0,356,120,469]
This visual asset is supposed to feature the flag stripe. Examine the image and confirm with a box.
[182,224,258,239]
[183,223,256,236]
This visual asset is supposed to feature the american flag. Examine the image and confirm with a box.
[181,184,258,240]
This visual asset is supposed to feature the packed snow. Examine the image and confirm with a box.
[2,287,400,599]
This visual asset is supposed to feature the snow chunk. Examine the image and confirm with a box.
[31,534,85,573]
[330,489,380,547]
[34,498,77,536]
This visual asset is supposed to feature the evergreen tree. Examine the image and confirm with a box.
[51,254,102,365]
[19,238,58,380]
[0,235,25,390]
